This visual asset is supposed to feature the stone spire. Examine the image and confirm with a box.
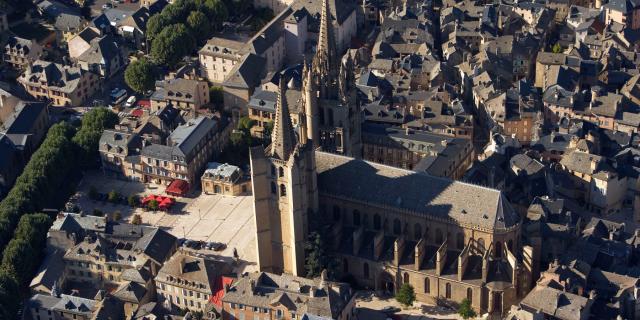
[312,0,339,100]
[271,76,296,160]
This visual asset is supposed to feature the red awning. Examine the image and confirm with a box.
[210,276,234,308]
[141,194,156,205]
[166,180,189,196]
[137,99,151,108]
[130,109,144,117]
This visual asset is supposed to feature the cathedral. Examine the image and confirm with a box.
[249,0,530,315]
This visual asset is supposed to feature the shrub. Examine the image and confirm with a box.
[107,190,120,203]
[127,195,139,207]
[132,214,142,225]
[113,211,122,221]
[395,283,416,307]
[458,298,477,319]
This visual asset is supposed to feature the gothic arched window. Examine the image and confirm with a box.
[279,184,286,197]
[353,210,361,226]
[393,219,401,235]
[270,182,276,194]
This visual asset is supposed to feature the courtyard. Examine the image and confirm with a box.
[74,171,258,274]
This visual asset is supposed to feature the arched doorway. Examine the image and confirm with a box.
[379,272,395,295]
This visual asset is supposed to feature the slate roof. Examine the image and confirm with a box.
[76,35,121,66]
[156,251,230,293]
[315,151,519,230]
[21,60,89,94]
[520,286,590,320]
[132,227,176,263]
[223,272,353,319]
[222,53,266,89]
[52,294,96,315]
[113,281,147,303]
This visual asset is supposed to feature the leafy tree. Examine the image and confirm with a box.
[125,58,156,93]
[128,195,139,207]
[395,283,416,307]
[238,117,255,133]
[209,86,224,107]
[187,11,212,43]
[304,231,328,278]
[0,272,20,317]
[203,0,228,30]
[151,23,195,67]
[147,199,159,211]
[108,190,120,203]
[13,214,51,250]
[146,14,170,41]
[113,211,122,221]
[1,238,36,288]
[132,214,143,225]
[250,8,274,31]
[552,43,562,53]
[73,108,119,168]
[458,298,477,319]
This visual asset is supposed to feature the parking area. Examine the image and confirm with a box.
[74,171,258,274]
[87,0,140,17]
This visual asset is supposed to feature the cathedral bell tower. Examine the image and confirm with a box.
[250,75,318,276]
[303,0,362,158]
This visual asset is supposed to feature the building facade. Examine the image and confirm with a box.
[18,60,100,107]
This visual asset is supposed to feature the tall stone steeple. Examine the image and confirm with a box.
[271,76,296,160]
[312,0,339,100]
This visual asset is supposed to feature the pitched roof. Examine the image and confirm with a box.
[315,151,519,230]
[270,77,296,160]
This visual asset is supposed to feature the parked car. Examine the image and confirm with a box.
[183,240,193,247]
[110,88,127,104]
[124,95,137,108]
[177,238,186,247]
[102,3,113,9]
[382,306,400,314]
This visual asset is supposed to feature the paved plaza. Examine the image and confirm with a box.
[75,171,258,273]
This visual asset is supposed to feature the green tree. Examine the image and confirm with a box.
[0,272,20,318]
[395,283,416,307]
[108,190,120,203]
[146,14,170,41]
[113,211,122,221]
[73,108,119,168]
[203,0,228,30]
[304,231,328,278]
[1,238,35,287]
[132,214,143,225]
[151,23,195,67]
[552,43,562,53]
[125,58,156,94]
[458,298,477,319]
[187,11,212,43]
[128,195,139,207]
[147,199,159,211]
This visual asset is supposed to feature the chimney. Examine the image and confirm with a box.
[179,258,186,274]
[309,285,317,298]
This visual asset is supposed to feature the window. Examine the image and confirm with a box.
[353,210,361,226]
[278,167,284,177]
[403,273,409,284]
[467,288,473,303]
[279,184,286,197]
[363,263,370,279]
[373,214,381,230]
[495,241,502,257]
[445,283,451,299]
[508,240,514,253]
[414,223,422,240]
[436,229,443,244]
[424,278,430,293]
[457,233,465,250]
[393,219,401,235]
[271,182,276,194]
